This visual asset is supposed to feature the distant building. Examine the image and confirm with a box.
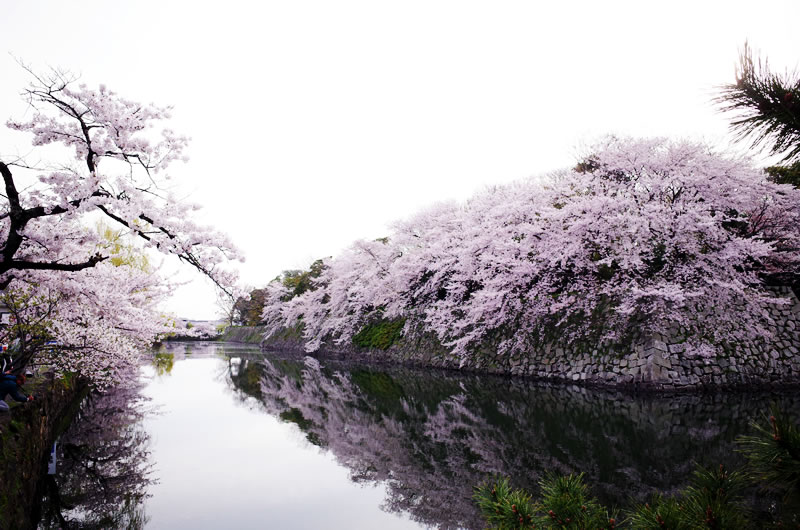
[178,318,226,329]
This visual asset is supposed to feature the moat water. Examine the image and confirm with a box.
[36,341,800,529]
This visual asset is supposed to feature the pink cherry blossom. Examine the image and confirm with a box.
[264,138,800,364]
[0,69,241,385]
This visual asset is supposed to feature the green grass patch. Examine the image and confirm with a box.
[352,318,405,350]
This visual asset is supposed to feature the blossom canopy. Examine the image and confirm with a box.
[263,138,800,362]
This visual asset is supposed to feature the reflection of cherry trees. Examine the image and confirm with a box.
[37,372,153,529]
[223,351,800,529]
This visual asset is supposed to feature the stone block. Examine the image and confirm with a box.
[668,343,686,354]
[654,353,672,368]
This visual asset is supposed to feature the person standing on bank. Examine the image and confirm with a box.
[0,373,33,412]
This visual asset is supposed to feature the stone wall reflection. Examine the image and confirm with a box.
[225,351,800,530]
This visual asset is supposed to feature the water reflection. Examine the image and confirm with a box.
[219,345,800,529]
[152,352,175,377]
[38,342,800,530]
[37,373,153,529]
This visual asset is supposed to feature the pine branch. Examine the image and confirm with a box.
[716,43,800,163]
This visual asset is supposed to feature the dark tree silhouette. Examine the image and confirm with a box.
[717,43,800,164]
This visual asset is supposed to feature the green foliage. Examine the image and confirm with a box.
[1,288,58,366]
[738,404,800,498]
[279,408,324,446]
[349,370,410,420]
[478,467,749,529]
[96,221,151,271]
[679,465,750,529]
[279,259,327,301]
[279,407,314,430]
[536,473,616,529]
[350,371,405,401]
[474,477,537,529]
[58,370,78,390]
[766,162,800,188]
[627,495,688,530]
[352,318,406,350]
[233,288,268,326]
[630,465,752,529]
[717,42,800,163]
[234,260,327,326]
[231,359,265,400]
[475,475,615,529]
[152,352,175,376]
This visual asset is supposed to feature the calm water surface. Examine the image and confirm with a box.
[37,341,800,529]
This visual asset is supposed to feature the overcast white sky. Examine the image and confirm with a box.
[1,0,799,319]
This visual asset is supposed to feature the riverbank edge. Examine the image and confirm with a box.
[0,373,89,530]
[220,303,800,393]
[220,284,800,392]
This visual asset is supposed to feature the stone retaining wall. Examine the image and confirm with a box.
[218,325,266,344]
[261,287,800,390]
[499,286,800,389]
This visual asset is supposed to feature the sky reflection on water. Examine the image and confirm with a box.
[44,341,800,529]
[140,351,420,530]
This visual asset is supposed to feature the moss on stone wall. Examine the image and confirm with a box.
[352,318,406,350]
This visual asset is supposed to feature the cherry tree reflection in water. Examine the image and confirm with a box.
[224,351,800,530]
[37,370,154,529]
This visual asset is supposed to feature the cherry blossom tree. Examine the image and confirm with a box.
[2,264,171,387]
[264,138,800,364]
[0,68,241,382]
